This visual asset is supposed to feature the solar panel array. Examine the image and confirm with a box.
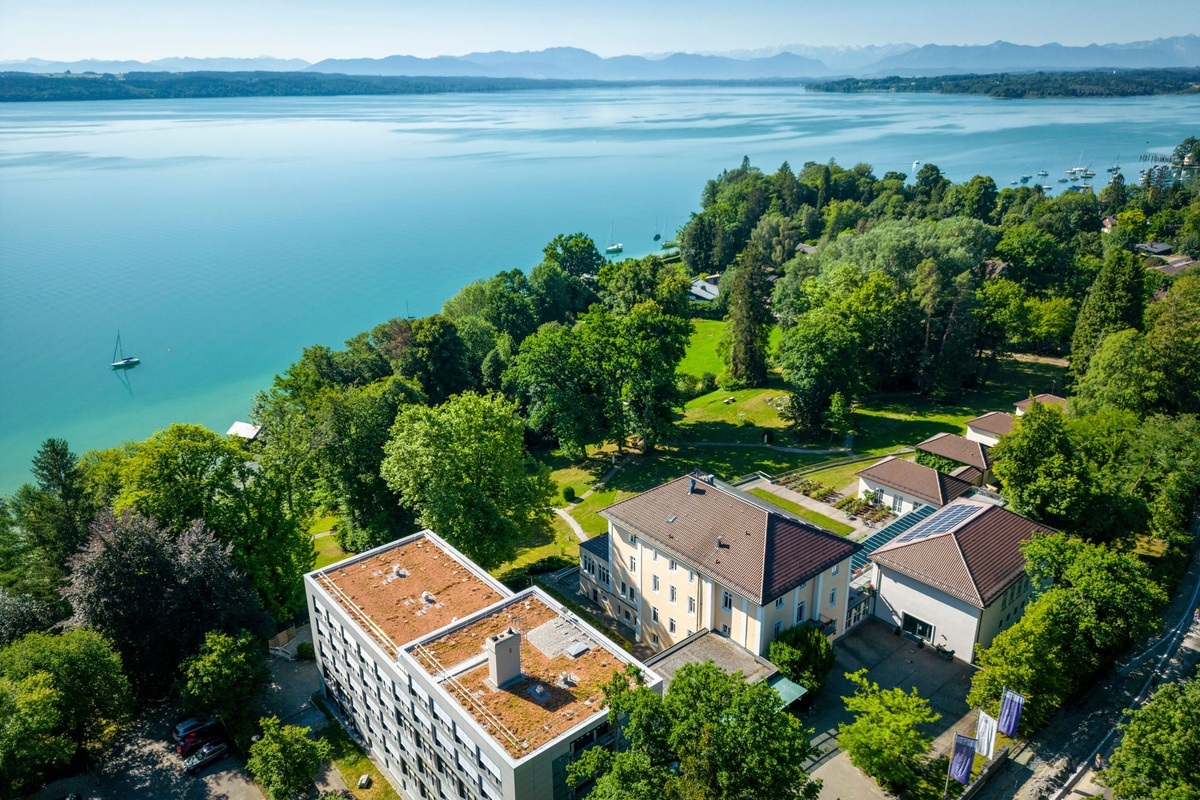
[890,502,983,546]
[850,504,937,573]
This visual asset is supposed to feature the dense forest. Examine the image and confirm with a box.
[1,129,1199,795]
[808,67,1200,98]
[0,71,808,103]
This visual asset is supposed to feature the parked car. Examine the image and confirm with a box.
[177,731,220,758]
[184,741,229,774]
[173,716,218,742]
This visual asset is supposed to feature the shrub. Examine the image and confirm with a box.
[675,372,702,399]
[295,642,315,661]
[699,372,718,394]
[562,486,576,503]
[769,623,836,698]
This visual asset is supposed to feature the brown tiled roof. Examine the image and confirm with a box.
[871,500,1051,608]
[916,432,993,471]
[1014,393,1068,412]
[950,465,983,484]
[599,474,860,605]
[967,411,1015,437]
[856,456,973,507]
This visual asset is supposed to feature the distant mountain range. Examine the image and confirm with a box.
[3,36,1198,80]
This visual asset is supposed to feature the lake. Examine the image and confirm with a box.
[1,87,1198,490]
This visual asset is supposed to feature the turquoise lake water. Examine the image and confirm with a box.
[2,87,1199,491]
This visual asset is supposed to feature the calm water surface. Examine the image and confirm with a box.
[2,87,1199,489]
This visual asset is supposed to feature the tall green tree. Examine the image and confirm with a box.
[837,668,940,793]
[247,716,331,800]
[0,672,72,796]
[769,623,836,697]
[541,232,605,279]
[720,257,774,389]
[381,392,553,568]
[1070,248,1146,381]
[0,628,131,763]
[616,302,691,451]
[1099,678,1200,800]
[778,307,860,431]
[597,255,692,318]
[570,662,821,800]
[180,629,270,743]
[395,314,471,404]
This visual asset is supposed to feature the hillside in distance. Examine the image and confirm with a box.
[868,35,1200,74]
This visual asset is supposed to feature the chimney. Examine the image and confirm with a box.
[688,478,696,494]
[487,628,522,689]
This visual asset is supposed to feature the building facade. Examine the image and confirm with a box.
[580,473,860,657]
[855,456,974,516]
[307,530,662,800]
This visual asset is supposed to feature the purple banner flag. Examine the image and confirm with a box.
[950,734,977,784]
[998,688,1025,737]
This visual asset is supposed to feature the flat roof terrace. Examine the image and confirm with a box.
[315,534,506,651]
[409,592,643,759]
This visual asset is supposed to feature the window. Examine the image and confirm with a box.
[892,494,904,513]
[689,570,695,584]
[624,609,631,620]
[669,586,677,603]
[687,597,696,613]
[630,556,636,571]
[652,575,660,592]
[651,633,659,645]
[832,563,840,576]
[773,621,782,637]
[687,629,693,637]
[722,591,733,610]
[652,607,659,622]
[628,532,637,545]
[669,619,676,634]
[669,559,677,571]
[721,624,730,634]
[901,613,934,642]
[652,548,658,561]
[598,566,611,585]
[775,596,784,608]
[914,502,923,511]
[829,587,837,607]
[620,580,627,596]
[796,601,806,623]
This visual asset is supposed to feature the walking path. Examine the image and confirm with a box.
[554,507,588,543]
[552,453,635,543]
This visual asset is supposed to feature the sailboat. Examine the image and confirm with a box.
[110,332,140,369]
[605,222,623,255]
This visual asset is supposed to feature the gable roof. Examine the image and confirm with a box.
[856,456,973,507]
[1014,393,1068,412]
[916,432,993,471]
[871,500,1050,608]
[967,411,1015,437]
[599,474,860,605]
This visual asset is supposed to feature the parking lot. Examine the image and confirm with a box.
[800,616,976,799]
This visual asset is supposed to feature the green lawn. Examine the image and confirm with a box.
[312,534,349,570]
[492,514,581,582]
[850,357,1067,456]
[747,487,855,536]
[308,514,340,535]
[314,697,400,800]
[678,318,728,378]
[800,454,914,494]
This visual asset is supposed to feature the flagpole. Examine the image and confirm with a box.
[943,759,952,800]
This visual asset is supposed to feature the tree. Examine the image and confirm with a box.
[541,232,605,279]
[615,302,691,451]
[1072,329,1160,416]
[504,322,609,458]
[180,629,270,742]
[381,392,553,569]
[65,512,269,698]
[837,668,940,793]
[395,314,471,404]
[720,258,773,389]
[597,256,691,318]
[991,400,1096,535]
[14,439,93,569]
[246,716,331,800]
[778,307,860,430]
[1098,678,1200,800]
[0,588,50,648]
[570,662,821,800]
[1070,248,1146,381]
[0,628,131,761]
[995,222,1069,294]
[824,391,853,444]
[0,672,72,795]
[768,623,836,697]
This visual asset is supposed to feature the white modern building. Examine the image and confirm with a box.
[855,456,974,515]
[965,411,1015,447]
[306,530,662,800]
[869,499,1049,663]
[580,472,861,657]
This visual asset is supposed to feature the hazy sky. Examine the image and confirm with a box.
[2,0,1197,61]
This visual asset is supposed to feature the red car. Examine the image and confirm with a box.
[176,731,220,757]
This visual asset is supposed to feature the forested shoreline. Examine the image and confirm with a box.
[0,71,808,102]
[808,67,1200,98]
[1,132,1199,796]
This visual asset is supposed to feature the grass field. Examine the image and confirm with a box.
[492,514,581,582]
[747,487,855,536]
[677,318,781,381]
[800,454,915,494]
[313,534,350,570]
[314,697,400,800]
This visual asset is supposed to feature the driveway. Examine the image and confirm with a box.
[799,617,976,799]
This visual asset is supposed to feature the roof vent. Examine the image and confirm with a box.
[565,641,590,658]
[716,534,725,548]
[704,474,715,485]
[422,591,436,604]
[487,628,522,689]
[688,478,696,494]
[667,515,676,524]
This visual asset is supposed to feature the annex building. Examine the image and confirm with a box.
[305,531,661,800]
[580,472,861,657]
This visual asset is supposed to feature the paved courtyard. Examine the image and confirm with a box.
[799,617,976,799]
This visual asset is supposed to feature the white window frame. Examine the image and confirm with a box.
[722,591,733,610]
[829,587,837,607]
[669,586,677,603]
[652,575,660,592]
